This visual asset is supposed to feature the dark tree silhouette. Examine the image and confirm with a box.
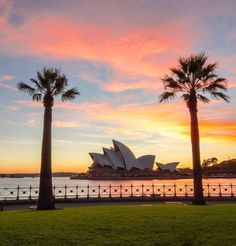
[159,53,229,205]
[18,68,79,210]
[202,157,218,168]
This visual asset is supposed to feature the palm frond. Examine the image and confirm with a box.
[202,73,218,81]
[179,57,188,73]
[37,67,64,92]
[169,67,186,80]
[159,52,229,106]
[47,68,60,84]
[32,93,42,102]
[17,82,35,95]
[61,87,80,101]
[204,77,227,92]
[211,92,230,102]
[37,71,48,90]
[181,93,190,102]
[30,78,44,91]
[197,94,210,103]
[53,76,68,95]
[162,76,182,91]
[199,63,217,80]
[187,52,206,74]
[193,52,208,67]
[204,63,217,73]
[159,91,176,103]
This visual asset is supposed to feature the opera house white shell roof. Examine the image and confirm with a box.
[89,140,155,171]
[156,162,179,173]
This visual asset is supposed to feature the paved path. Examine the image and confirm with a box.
[1,200,235,211]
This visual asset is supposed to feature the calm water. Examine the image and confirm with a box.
[0,177,235,188]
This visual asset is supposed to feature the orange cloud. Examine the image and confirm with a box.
[199,120,236,142]
[5,98,236,173]
[16,98,235,143]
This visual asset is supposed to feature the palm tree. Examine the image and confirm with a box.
[18,67,79,210]
[159,53,229,205]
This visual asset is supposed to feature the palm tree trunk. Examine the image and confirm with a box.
[37,106,55,210]
[189,106,205,205]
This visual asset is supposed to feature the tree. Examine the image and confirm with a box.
[202,157,218,168]
[18,67,79,210]
[159,53,229,205]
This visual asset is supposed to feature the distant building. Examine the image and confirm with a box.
[156,162,179,173]
[89,140,155,171]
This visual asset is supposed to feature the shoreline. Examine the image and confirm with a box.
[70,175,236,180]
[1,174,236,180]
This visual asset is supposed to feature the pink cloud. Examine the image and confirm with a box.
[0,74,14,80]
[0,74,15,90]
[16,100,41,108]
[102,79,161,92]
[1,16,197,78]
[52,121,80,128]
[0,16,5,29]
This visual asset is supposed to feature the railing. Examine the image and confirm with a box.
[0,183,235,201]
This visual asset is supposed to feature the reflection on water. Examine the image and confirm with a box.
[0,177,235,188]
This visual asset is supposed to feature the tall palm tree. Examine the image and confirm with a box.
[159,53,229,205]
[18,67,79,210]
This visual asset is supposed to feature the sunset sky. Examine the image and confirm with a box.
[0,0,235,173]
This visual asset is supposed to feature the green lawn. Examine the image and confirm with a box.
[0,204,236,246]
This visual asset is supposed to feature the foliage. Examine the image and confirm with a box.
[0,205,236,246]
[202,157,218,168]
[17,67,80,105]
[203,158,236,171]
[159,52,229,106]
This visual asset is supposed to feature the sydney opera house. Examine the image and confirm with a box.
[156,162,179,173]
[85,140,156,178]
[72,140,180,179]
[89,140,155,171]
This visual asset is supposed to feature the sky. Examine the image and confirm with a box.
[0,0,235,173]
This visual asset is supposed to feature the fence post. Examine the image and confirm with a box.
[219,183,222,197]
[76,185,78,199]
[231,183,234,197]
[185,184,188,197]
[163,184,165,197]
[152,184,154,197]
[131,184,133,197]
[207,183,210,197]
[86,184,90,198]
[16,185,20,200]
[120,184,122,198]
[98,184,100,198]
[141,184,144,197]
[109,184,111,198]
[53,185,56,199]
[29,185,32,200]
[64,185,67,199]
[174,184,176,197]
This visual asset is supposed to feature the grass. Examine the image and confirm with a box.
[0,204,236,246]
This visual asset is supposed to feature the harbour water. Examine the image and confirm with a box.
[1,177,235,188]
